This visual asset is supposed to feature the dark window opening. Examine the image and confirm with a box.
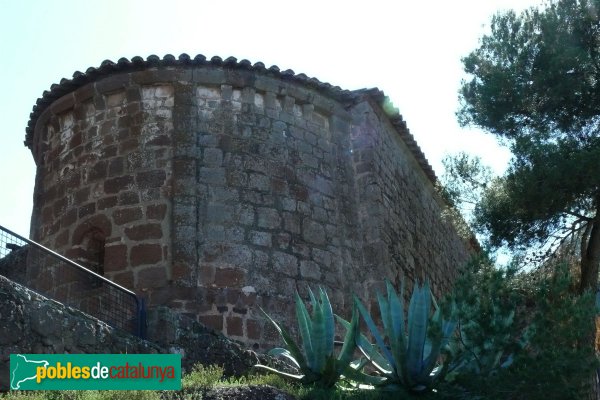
[73,228,106,286]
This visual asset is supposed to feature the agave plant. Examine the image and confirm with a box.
[255,287,382,388]
[353,279,456,393]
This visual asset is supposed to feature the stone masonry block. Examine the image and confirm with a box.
[257,207,280,230]
[146,204,167,220]
[199,167,226,186]
[199,315,223,332]
[136,170,166,189]
[300,260,321,280]
[130,243,163,266]
[125,223,163,240]
[136,266,167,288]
[112,207,143,225]
[219,245,254,269]
[272,251,298,278]
[249,231,272,247]
[214,267,246,288]
[88,160,107,181]
[248,173,270,192]
[118,191,140,206]
[246,318,261,341]
[302,219,326,245]
[171,262,193,283]
[104,244,128,272]
[104,175,134,194]
[203,147,223,167]
[226,316,243,337]
[198,263,215,285]
[112,271,134,288]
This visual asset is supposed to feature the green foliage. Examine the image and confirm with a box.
[352,280,456,393]
[445,254,525,379]
[456,0,600,291]
[440,152,492,210]
[256,287,375,388]
[0,393,48,400]
[445,257,598,399]
[498,262,598,400]
[181,364,224,389]
[458,0,600,138]
[439,153,493,240]
[0,390,161,400]
[474,143,600,248]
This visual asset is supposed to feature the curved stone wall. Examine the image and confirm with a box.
[26,55,472,349]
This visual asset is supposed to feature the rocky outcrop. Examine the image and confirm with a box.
[0,274,291,391]
[0,245,28,283]
[0,274,162,390]
[146,306,284,377]
[202,385,296,400]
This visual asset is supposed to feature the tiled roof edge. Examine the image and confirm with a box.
[24,53,357,147]
[24,54,437,185]
[351,88,438,184]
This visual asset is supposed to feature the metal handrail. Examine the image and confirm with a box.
[0,224,145,338]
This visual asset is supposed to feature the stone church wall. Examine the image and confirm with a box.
[26,55,473,350]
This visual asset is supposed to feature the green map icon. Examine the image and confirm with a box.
[9,353,181,390]
[10,354,49,390]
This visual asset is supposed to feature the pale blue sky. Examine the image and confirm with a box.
[0,0,541,238]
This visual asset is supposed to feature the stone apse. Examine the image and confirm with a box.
[25,54,472,349]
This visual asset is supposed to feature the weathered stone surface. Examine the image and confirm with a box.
[26,59,473,353]
[125,223,163,240]
[0,245,28,283]
[302,219,326,245]
[0,275,161,391]
[130,243,162,266]
[145,306,282,376]
[0,274,294,392]
[202,385,297,400]
[272,251,298,277]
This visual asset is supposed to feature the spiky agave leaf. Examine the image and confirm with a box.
[255,307,310,380]
[295,291,315,370]
[416,294,456,383]
[355,279,457,393]
[336,307,358,369]
[335,311,387,386]
[310,290,327,373]
[253,364,305,381]
[258,286,363,388]
[406,282,431,382]
[268,348,301,369]
[320,288,335,359]
[336,315,392,375]
[258,306,308,371]
[386,280,409,384]
[355,295,395,366]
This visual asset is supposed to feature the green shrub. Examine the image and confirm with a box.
[445,255,523,379]
[495,262,598,400]
[445,255,598,399]
[181,364,224,389]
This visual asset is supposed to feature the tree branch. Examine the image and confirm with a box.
[564,210,593,221]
